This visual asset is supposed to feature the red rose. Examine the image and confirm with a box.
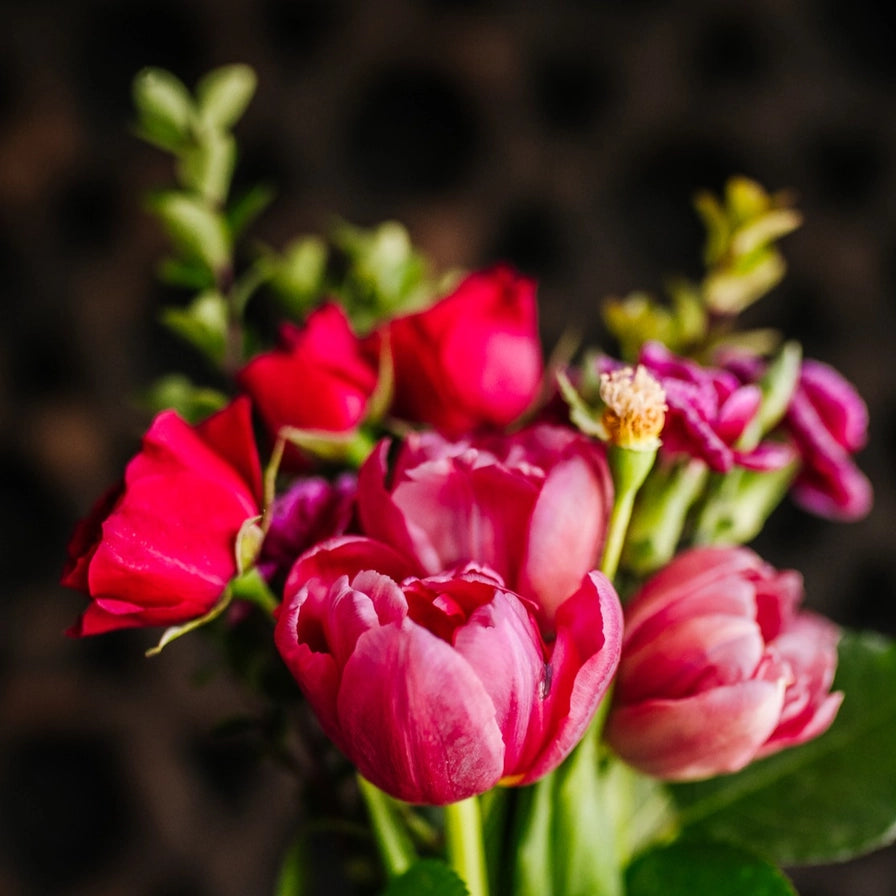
[63,398,263,635]
[385,266,543,436]
[237,302,379,440]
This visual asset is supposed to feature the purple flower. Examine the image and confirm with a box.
[605,342,793,472]
[786,360,872,521]
[258,473,357,586]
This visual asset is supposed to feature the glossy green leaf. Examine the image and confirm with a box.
[270,236,329,316]
[626,841,796,896]
[196,64,257,132]
[673,631,896,865]
[382,860,468,896]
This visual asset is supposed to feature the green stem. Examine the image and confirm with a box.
[601,446,658,582]
[444,796,490,896]
[357,775,415,879]
[600,486,637,583]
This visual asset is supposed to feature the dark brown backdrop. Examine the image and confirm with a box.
[2,1,895,893]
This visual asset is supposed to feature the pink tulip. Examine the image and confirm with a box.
[357,424,613,622]
[786,360,872,521]
[383,265,543,436]
[605,546,842,781]
[274,536,622,804]
[63,398,263,635]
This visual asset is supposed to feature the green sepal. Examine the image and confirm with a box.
[145,585,233,657]
[280,425,378,469]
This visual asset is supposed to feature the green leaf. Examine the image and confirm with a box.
[157,256,216,290]
[270,236,329,316]
[146,586,233,656]
[139,374,228,421]
[626,841,796,896]
[382,859,469,896]
[160,290,230,363]
[673,631,896,865]
[196,64,257,132]
[133,67,194,150]
[148,191,231,275]
[177,131,237,204]
[227,183,276,239]
[274,837,309,896]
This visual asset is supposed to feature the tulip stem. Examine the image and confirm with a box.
[445,796,490,896]
[601,445,658,582]
[357,775,416,879]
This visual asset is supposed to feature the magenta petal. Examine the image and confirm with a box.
[799,360,869,452]
[88,473,246,610]
[515,571,623,784]
[521,448,611,621]
[607,679,786,780]
[337,622,505,804]
[452,590,545,774]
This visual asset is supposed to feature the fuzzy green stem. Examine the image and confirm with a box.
[357,775,415,879]
[445,796,490,896]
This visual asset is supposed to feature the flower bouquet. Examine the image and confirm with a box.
[63,65,892,896]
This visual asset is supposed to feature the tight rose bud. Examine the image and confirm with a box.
[357,424,613,622]
[384,265,542,436]
[237,303,379,441]
[63,398,263,635]
[605,546,842,781]
[785,360,872,521]
[274,536,622,805]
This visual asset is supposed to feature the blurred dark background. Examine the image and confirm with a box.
[2,0,895,893]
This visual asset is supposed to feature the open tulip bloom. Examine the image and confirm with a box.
[61,66,895,896]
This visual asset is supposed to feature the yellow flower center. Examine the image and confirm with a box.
[599,365,667,449]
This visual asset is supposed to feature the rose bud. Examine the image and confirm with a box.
[605,546,842,781]
[357,424,613,623]
[237,302,379,442]
[274,536,622,805]
[63,398,263,635]
[785,359,872,521]
[383,265,542,436]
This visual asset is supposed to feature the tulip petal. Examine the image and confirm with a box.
[607,678,786,780]
[337,622,505,804]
